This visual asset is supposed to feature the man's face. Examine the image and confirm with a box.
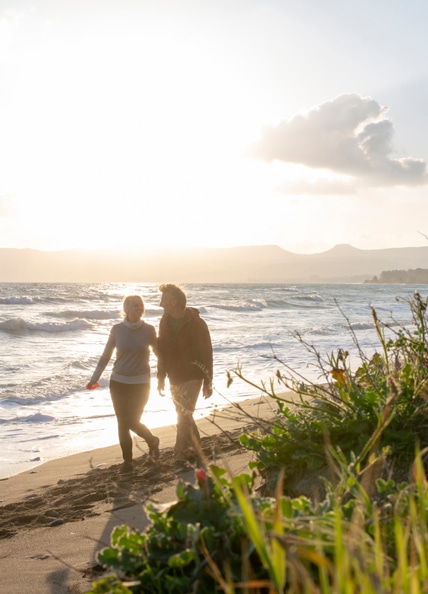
[160,291,176,314]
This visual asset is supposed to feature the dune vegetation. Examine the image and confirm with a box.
[87,292,428,593]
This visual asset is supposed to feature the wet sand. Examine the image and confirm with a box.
[0,395,278,593]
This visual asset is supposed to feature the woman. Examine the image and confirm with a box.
[87,295,159,473]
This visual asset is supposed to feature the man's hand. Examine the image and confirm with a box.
[203,383,213,399]
[158,378,165,397]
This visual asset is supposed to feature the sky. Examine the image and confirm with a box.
[1,0,428,255]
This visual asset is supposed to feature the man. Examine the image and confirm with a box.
[157,283,213,464]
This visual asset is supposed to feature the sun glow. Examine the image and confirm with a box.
[2,2,428,255]
[2,10,270,251]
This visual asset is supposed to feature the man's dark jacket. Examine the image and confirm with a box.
[157,307,213,387]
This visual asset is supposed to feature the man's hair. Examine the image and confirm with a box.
[159,283,187,308]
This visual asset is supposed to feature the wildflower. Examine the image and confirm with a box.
[330,368,348,384]
[195,469,207,484]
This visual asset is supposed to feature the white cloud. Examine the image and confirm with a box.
[251,93,428,189]
[278,178,356,196]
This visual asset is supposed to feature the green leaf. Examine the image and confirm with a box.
[168,549,196,568]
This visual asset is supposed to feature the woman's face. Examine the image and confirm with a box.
[125,297,144,322]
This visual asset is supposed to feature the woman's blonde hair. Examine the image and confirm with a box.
[122,295,144,317]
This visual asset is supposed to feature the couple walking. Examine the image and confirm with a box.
[87,284,213,472]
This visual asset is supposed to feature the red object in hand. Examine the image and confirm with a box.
[85,383,100,390]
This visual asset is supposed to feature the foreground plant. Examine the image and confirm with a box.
[231,291,428,497]
[87,450,428,593]
[88,467,261,593]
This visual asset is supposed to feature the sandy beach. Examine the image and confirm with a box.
[0,395,277,594]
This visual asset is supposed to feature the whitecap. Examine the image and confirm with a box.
[292,292,323,302]
[9,412,55,423]
[52,309,119,320]
[215,299,266,312]
[0,317,92,335]
[0,296,42,305]
[349,322,375,331]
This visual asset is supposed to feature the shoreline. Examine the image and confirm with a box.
[0,394,279,594]
[0,390,262,481]
[1,393,278,502]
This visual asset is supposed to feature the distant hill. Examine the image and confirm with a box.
[0,244,427,283]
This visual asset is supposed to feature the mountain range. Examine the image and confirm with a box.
[0,244,427,283]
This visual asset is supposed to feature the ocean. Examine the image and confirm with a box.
[1,282,426,479]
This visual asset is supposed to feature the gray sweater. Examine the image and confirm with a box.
[90,321,157,385]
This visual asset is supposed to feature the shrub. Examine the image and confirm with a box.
[89,467,267,593]
[232,292,428,497]
[87,455,428,593]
